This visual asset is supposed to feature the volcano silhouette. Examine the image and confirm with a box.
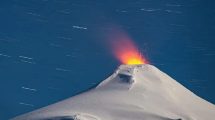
[12,64,215,120]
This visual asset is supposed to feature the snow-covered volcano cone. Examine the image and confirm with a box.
[12,64,215,120]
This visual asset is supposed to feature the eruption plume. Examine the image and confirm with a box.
[106,26,147,65]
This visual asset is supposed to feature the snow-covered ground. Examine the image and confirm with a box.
[12,64,215,120]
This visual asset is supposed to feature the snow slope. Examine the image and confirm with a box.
[12,64,215,120]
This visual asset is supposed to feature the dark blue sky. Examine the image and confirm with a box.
[0,0,215,119]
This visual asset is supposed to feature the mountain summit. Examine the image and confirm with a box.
[12,64,215,120]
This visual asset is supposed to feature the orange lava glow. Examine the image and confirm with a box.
[111,37,147,65]
[121,51,145,65]
[101,24,147,65]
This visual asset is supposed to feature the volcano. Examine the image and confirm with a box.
[12,64,215,120]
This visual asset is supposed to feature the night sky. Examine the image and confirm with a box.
[0,0,215,119]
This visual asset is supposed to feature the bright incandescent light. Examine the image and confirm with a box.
[109,31,147,65]
[102,25,147,65]
[112,39,147,65]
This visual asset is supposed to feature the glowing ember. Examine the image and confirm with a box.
[121,51,145,65]
[101,24,147,65]
[111,39,147,65]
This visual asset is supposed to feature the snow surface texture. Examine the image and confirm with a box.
[12,64,215,120]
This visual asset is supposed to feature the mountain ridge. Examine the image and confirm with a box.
[12,64,215,120]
